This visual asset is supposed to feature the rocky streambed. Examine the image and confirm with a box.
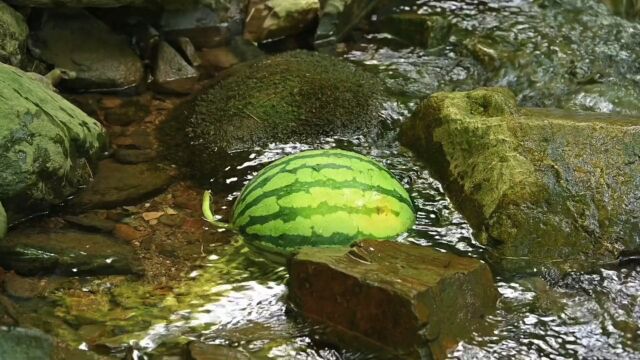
[0,0,639,359]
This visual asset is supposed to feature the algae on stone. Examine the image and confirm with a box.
[400,87,640,273]
[162,50,387,181]
[0,202,6,239]
[0,1,28,67]
[0,62,106,222]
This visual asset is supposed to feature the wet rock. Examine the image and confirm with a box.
[161,50,388,182]
[0,1,28,67]
[288,240,498,358]
[70,160,174,210]
[400,87,640,274]
[0,326,111,359]
[114,149,157,164]
[244,0,319,43]
[188,341,251,360]
[30,9,145,92]
[376,13,451,49]
[112,223,146,243]
[153,41,198,94]
[174,36,201,67]
[0,62,106,225]
[3,271,44,299]
[111,128,155,150]
[0,228,143,275]
[198,46,240,71]
[160,4,244,49]
[63,213,118,233]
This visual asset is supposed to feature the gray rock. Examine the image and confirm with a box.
[153,41,198,94]
[160,3,244,49]
[30,9,145,91]
[0,1,28,67]
[288,240,498,358]
[244,0,319,43]
[315,0,382,48]
[63,213,117,232]
[0,229,143,275]
[400,87,640,274]
[0,62,106,225]
[70,159,174,210]
[175,36,201,67]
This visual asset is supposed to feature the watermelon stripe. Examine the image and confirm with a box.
[236,150,394,201]
[234,179,414,221]
[234,163,354,215]
[246,231,388,253]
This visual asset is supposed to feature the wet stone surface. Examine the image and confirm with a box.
[0,229,143,276]
[288,240,498,359]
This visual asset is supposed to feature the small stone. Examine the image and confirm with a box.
[3,272,44,299]
[70,160,174,210]
[198,47,239,71]
[114,148,157,164]
[188,341,251,360]
[160,4,243,49]
[113,223,145,243]
[158,214,183,227]
[153,41,199,94]
[142,211,164,221]
[102,94,152,126]
[288,240,498,358]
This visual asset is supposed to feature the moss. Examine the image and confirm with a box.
[0,63,106,221]
[401,87,640,273]
[0,2,28,67]
[161,50,387,182]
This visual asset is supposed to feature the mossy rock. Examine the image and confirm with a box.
[0,62,106,224]
[162,50,388,182]
[0,1,28,67]
[400,87,640,274]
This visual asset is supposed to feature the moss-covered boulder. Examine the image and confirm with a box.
[162,50,387,182]
[0,63,106,229]
[0,1,28,67]
[400,87,640,273]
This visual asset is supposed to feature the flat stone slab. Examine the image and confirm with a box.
[287,240,498,359]
[0,229,143,276]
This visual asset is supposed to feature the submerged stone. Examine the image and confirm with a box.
[161,50,388,181]
[400,87,640,273]
[70,160,174,211]
[0,228,143,275]
[30,9,145,91]
[0,1,28,67]
[0,203,5,239]
[0,327,107,360]
[288,240,498,358]
[0,62,106,226]
[153,41,198,94]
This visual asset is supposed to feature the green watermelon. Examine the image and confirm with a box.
[203,149,415,256]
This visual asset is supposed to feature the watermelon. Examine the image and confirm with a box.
[203,149,415,257]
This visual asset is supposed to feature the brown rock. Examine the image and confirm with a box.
[288,240,498,359]
[3,272,44,299]
[113,223,146,243]
[198,47,239,71]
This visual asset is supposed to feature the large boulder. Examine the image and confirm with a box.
[400,87,640,273]
[30,9,145,92]
[161,50,388,183]
[0,1,28,67]
[0,62,106,228]
[288,240,498,358]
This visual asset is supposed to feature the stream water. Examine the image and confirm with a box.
[9,0,640,358]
